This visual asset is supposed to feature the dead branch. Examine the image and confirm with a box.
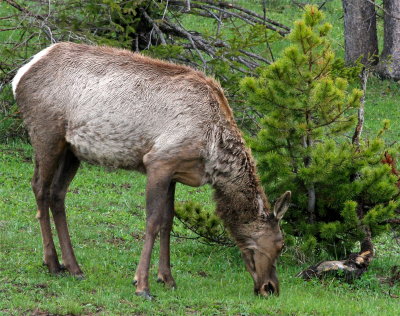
[383,218,400,225]
[159,19,212,67]
[139,8,167,45]
[0,15,19,20]
[169,0,289,36]
[3,0,47,21]
[363,0,400,21]
[0,27,23,31]
[196,0,290,32]
[3,0,58,42]
[159,19,266,71]
[239,49,271,65]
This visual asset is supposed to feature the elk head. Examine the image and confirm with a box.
[237,191,291,297]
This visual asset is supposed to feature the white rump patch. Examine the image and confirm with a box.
[12,44,57,96]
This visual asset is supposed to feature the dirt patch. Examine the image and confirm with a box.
[109,183,132,190]
[386,265,400,287]
[106,236,126,245]
[378,265,400,297]
[68,188,80,194]
[21,155,32,163]
[30,309,73,316]
[187,270,209,278]
[197,271,209,278]
[131,232,145,241]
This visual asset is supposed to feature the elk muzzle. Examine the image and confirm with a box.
[242,248,280,297]
[254,280,279,297]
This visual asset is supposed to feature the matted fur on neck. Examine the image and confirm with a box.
[203,120,271,227]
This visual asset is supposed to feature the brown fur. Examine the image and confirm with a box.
[13,42,290,299]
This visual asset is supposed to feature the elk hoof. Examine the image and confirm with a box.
[132,279,137,286]
[73,273,85,281]
[43,261,65,275]
[59,264,67,271]
[135,290,154,301]
[157,277,177,289]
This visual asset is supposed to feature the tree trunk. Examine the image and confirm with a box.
[376,0,400,80]
[342,0,378,65]
[352,68,369,146]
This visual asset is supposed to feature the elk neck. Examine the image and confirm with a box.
[203,123,271,230]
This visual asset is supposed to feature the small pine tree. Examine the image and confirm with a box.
[174,201,233,246]
[241,5,399,257]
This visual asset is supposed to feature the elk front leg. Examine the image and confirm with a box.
[134,167,172,300]
[157,182,176,289]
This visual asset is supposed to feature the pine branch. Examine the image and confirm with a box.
[174,213,233,246]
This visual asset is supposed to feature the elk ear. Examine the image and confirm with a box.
[273,191,291,220]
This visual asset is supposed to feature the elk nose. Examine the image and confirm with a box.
[256,282,279,297]
[264,282,276,295]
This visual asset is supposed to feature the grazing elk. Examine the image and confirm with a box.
[12,42,291,299]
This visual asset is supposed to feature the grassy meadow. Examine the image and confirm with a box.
[0,143,399,315]
[1,0,400,315]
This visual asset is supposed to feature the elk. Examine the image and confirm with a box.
[12,42,291,300]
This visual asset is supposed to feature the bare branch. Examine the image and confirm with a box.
[363,0,400,20]
[238,49,271,65]
[196,0,290,31]
[139,8,167,45]
[3,0,58,42]
[169,0,289,36]
[159,20,210,69]
[352,68,369,146]
[0,27,23,31]
[3,0,47,21]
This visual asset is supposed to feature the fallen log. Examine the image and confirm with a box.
[298,239,374,281]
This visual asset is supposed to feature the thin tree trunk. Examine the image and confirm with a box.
[342,0,378,65]
[303,123,315,223]
[376,0,400,79]
[352,68,369,146]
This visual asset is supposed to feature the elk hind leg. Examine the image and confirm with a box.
[32,142,65,274]
[49,148,83,277]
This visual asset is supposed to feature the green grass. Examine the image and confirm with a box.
[1,1,400,315]
[363,76,400,142]
[0,143,399,315]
